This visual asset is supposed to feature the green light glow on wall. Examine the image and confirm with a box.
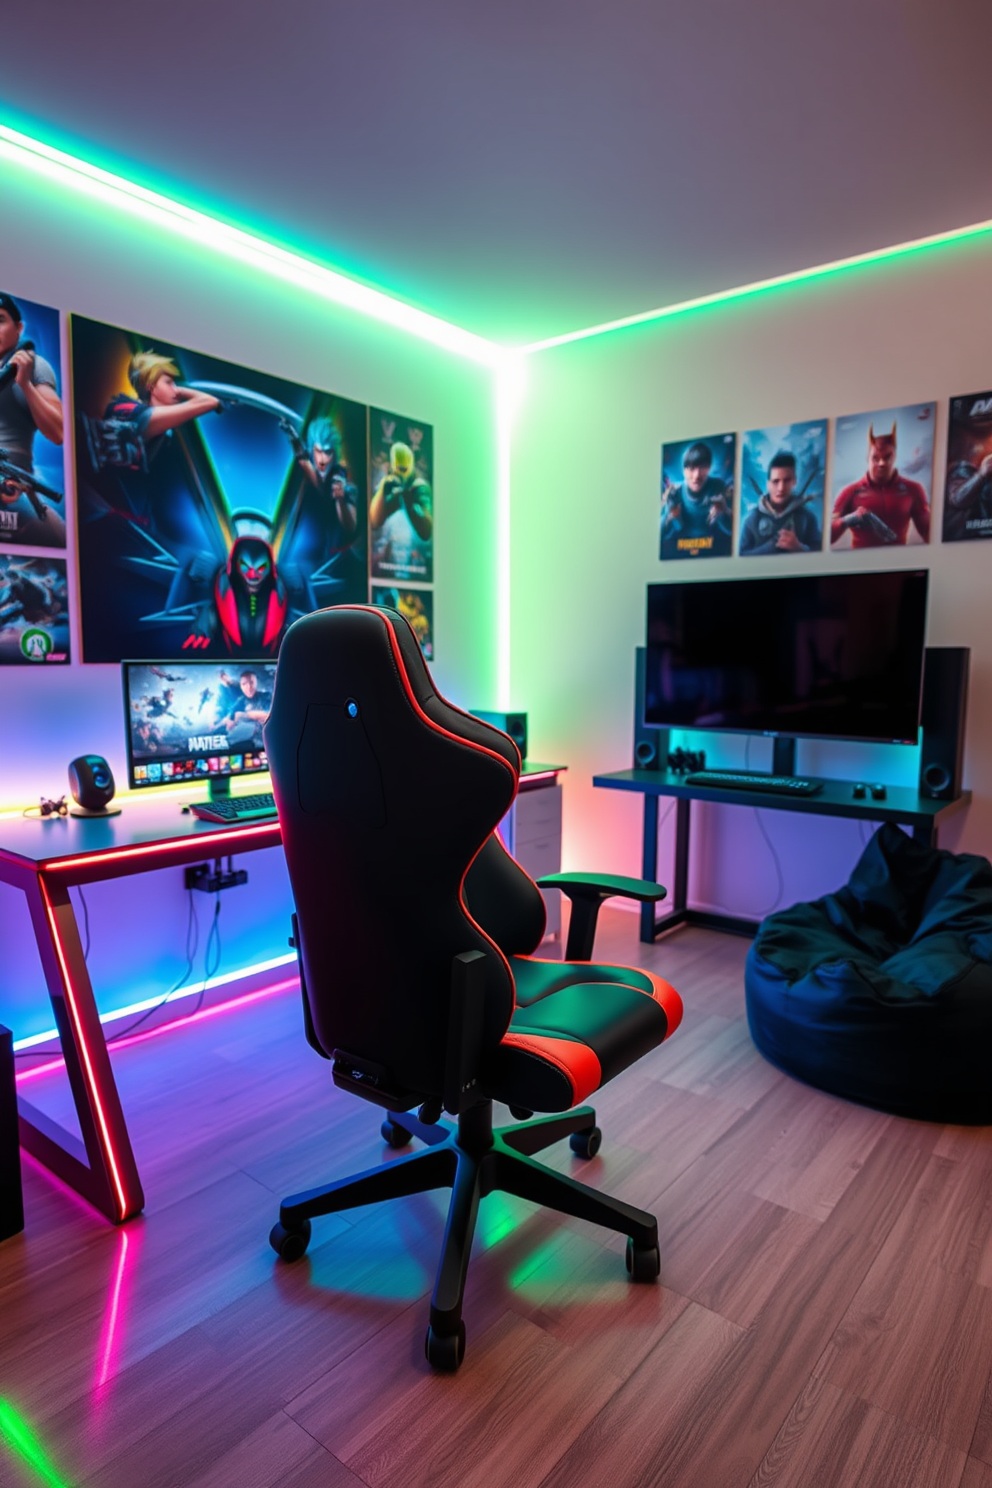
[521,218,992,355]
[0,124,503,369]
[0,1401,71,1488]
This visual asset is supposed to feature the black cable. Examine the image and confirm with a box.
[752,809,785,912]
[195,892,223,1016]
[106,888,199,1043]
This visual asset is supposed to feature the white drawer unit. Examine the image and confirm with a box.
[501,777,564,940]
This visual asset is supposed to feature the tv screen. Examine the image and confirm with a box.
[122,660,275,789]
[645,570,928,744]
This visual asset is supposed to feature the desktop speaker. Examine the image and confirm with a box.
[470,710,527,761]
[68,755,121,816]
[633,648,668,770]
[918,647,969,801]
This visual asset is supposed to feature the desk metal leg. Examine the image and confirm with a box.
[640,795,659,942]
[17,874,144,1224]
[1,1025,23,1240]
[912,821,937,848]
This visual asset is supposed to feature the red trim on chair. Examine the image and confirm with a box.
[499,1032,602,1106]
[641,969,684,1036]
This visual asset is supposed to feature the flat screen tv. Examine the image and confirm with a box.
[645,570,929,745]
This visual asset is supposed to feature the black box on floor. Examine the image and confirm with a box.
[0,1024,24,1241]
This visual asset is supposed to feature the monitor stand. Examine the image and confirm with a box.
[208,776,232,800]
[771,737,796,777]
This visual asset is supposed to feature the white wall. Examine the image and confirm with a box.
[510,236,992,917]
[0,151,500,1039]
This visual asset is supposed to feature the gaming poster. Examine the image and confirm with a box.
[660,432,735,560]
[371,584,434,659]
[739,420,826,556]
[70,315,369,663]
[943,390,992,543]
[830,402,934,550]
[369,407,433,583]
[0,554,70,664]
[0,292,67,549]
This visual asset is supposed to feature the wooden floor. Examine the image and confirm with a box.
[4,914,992,1488]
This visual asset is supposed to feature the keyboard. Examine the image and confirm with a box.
[684,770,822,797]
[190,792,278,823]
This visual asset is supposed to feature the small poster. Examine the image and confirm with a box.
[369,408,434,583]
[739,420,826,556]
[0,554,70,664]
[0,291,67,548]
[829,402,934,549]
[660,432,735,560]
[943,390,992,543]
[71,314,368,662]
[371,584,433,659]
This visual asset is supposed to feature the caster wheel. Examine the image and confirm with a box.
[425,1322,466,1373]
[625,1236,661,1282]
[269,1218,312,1262]
[381,1118,412,1148]
[569,1126,602,1160]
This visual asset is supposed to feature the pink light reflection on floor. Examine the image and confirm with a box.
[95,1227,133,1391]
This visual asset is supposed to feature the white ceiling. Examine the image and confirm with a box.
[4,0,992,346]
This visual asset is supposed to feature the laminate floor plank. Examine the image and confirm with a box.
[746,1372,967,1488]
[180,1411,363,1488]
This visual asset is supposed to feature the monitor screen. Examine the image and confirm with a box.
[122,660,275,789]
[645,570,929,744]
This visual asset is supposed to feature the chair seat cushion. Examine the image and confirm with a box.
[484,959,679,1112]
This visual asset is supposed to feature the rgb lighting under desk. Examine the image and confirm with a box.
[0,798,284,1222]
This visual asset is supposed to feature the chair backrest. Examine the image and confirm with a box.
[265,605,526,1101]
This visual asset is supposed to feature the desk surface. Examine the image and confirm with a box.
[593,767,971,830]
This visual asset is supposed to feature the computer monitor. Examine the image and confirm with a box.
[645,569,929,746]
[122,660,276,797]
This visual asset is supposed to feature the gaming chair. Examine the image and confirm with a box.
[264,605,683,1371]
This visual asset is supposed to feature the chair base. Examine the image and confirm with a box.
[271,1099,660,1371]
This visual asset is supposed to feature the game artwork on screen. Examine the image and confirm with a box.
[0,554,69,664]
[943,390,992,543]
[0,291,67,549]
[830,403,934,550]
[369,408,433,583]
[660,433,735,560]
[370,584,433,658]
[127,662,276,785]
[739,420,826,556]
[71,315,369,662]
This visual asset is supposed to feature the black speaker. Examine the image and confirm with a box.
[68,754,121,816]
[918,647,969,800]
[470,710,527,761]
[633,648,668,770]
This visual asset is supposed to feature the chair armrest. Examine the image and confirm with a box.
[536,873,668,961]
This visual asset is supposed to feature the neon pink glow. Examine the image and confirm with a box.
[95,1229,132,1388]
[15,976,299,1085]
[38,878,131,1221]
[520,771,559,784]
[42,820,280,873]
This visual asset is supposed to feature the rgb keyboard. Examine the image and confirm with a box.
[190,792,278,823]
[684,771,822,797]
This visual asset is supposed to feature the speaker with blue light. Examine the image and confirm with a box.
[68,754,122,817]
[470,710,527,761]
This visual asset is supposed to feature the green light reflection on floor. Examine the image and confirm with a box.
[0,1401,71,1488]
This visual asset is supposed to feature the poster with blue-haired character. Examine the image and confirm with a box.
[739,419,826,556]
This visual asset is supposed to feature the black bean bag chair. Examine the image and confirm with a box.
[745,822,992,1122]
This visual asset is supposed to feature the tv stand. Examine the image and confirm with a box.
[593,767,971,942]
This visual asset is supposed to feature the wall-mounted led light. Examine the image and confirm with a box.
[0,123,504,368]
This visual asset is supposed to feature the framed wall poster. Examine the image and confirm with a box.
[369,408,434,583]
[943,390,992,543]
[0,291,67,549]
[739,420,826,556]
[829,403,934,550]
[660,432,735,560]
[71,314,368,661]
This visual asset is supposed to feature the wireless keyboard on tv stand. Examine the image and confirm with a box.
[684,770,822,797]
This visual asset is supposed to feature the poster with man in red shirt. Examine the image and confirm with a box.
[830,402,934,549]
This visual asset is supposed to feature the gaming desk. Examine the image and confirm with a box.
[593,768,972,944]
[0,761,564,1225]
[0,799,283,1222]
